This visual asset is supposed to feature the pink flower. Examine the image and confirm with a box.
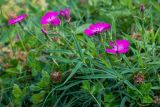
[84,22,111,37]
[106,40,130,54]
[40,11,61,26]
[60,8,70,22]
[8,14,27,25]
[50,18,61,26]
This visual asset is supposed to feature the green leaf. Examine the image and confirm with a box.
[77,74,117,79]
[72,33,84,61]
[104,93,117,107]
[151,86,160,90]
[141,95,153,104]
[5,68,20,75]
[30,91,46,104]
[30,85,42,92]
[81,81,91,91]
[148,61,160,65]
[48,56,78,63]
[103,0,112,5]
[139,83,152,95]
[63,62,82,85]
[57,80,85,90]
[120,0,132,8]
[124,80,142,96]
[106,9,132,17]
[27,52,42,76]
[12,84,23,98]
[16,63,23,73]
[46,49,73,54]
[76,24,90,34]
[91,83,102,94]
[104,93,115,103]
[120,96,128,107]
[37,71,50,88]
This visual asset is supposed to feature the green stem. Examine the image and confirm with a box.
[18,34,26,51]
[89,92,101,107]
[120,54,131,68]
[99,33,112,68]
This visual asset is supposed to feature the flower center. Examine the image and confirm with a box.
[47,16,55,22]
[113,45,123,51]
[92,27,104,33]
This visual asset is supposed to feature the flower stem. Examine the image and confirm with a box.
[99,33,112,68]
[89,92,101,107]
[120,54,131,68]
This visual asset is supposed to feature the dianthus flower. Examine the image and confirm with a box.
[84,22,111,37]
[9,14,27,25]
[40,11,61,26]
[60,8,71,22]
[106,40,130,54]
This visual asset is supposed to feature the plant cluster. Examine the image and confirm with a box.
[0,0,160,107]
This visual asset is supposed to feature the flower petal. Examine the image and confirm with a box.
[45,11,59,17]
[84,28,94,37]
[115,39,130,53]
[60,8,70,17]
[40,11,59,25]
[118,48,129,54]
[109,41,114,47]
[102,23,111,30]
[51,18,61,26]
[84,22,111,36]
[9,14,27,25]
[40,16,49,24]
[116,40,130,48]
[106,49,117,54]
[106,39,130,54]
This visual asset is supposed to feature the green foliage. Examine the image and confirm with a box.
[0,0,160,107]
[104,93,118,107]
[12,84,24,106]
[127,83,153,104]
[37,70,50,88]
[30,91,46,104]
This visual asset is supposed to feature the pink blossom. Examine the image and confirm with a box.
[40,11,61,26]
[106,40,130,54]
[60,8,70,22]
[8,14,27,25]
[50,18,61,26]
[84,22,111,37]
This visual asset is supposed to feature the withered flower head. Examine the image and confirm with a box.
[16,51,28,62]
[50,71,62,83]
[8,12,17,19]
[153,96,160,104]
[51,36,59,42]
[2,63,12,69]
[133,73,145,84]
[131,32,142,40]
